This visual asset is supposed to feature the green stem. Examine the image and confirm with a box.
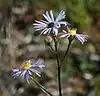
[31,78,53,96]
[60,40,72,67]
[58,65,62,96]
[54,39,62,96]
[49,45,56,53]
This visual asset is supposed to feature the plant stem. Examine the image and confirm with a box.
[54,39,62,96]
[49,45,56,53]
[31,77,53,96]
[60,40,72,67]
[58,65,62,96]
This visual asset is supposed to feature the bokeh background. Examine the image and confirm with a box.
[0,0,100,96]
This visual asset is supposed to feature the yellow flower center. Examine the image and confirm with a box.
[67,26,77,36]
[20,60,31,69]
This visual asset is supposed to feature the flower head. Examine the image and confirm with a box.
[60,26,88,44]
[12,59,45,83]
[33,10,69,36]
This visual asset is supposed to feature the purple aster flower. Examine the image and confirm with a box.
[60,26,88,44]
[33,10,69,36]
[12,59,45,83]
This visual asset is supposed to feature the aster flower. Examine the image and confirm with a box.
[60,26,88,44]
[33,10,69,36]
[12,59,45,83]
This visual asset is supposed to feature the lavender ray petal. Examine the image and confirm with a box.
[34,24,47,29]
[50,10,54,22]
[35,27,45,31]
[63,30,68,33]
[40,28,48,35]
[77,34,86,42]
[56,10,65,22]
[40,20,49,24]
[55,23,61,28]
[12,70,22,76]
[28,70,32,75]
[30,69,41,77]
[60,34,70,38]
[34,20,47,25]
[43,11,52,22]
[47,28,51,34]
[75,35,85,44]
[66,35,70,38]
[45,11,52,22]
[26,73,31,83]
[58,21,69,26]
[32,60,45,69]
[53,27,58,35]
[43,28,50,34]
[12,69,20,72]
[20,70,27,80]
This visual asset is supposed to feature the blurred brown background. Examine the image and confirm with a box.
[0,0,100,96]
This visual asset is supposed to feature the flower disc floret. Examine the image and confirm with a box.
[20,60,31,69]
[68,28,77,36]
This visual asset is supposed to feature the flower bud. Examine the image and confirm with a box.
[44,36,53,46]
